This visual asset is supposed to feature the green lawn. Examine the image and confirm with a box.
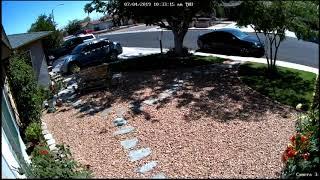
[239,62,317,110]
[111,54,225,72]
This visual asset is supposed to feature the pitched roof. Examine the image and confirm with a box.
[7,31,52,49]
[1,25,12,49]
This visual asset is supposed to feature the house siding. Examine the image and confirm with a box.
[2,87,30,179]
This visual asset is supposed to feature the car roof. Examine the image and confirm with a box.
[78,33,95,37]
[76,38,109,48]
[212,28,244,34]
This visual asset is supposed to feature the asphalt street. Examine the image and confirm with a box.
[99,30,319,68]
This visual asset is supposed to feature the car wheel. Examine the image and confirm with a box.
[68,63,80,74]
[239,48,249,57]
[109,51,118,62]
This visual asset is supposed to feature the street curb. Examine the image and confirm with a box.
[93,24,143,35]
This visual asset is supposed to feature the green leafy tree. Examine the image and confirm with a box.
[28,14,63,57]
[237,1,319,74]
[84,0,220,56]
[65,19,82,35]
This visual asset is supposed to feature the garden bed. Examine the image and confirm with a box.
[42,62,298,178]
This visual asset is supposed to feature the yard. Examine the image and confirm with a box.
[42,55,304,178]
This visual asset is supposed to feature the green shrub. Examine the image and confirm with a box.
[25,122,43,144]
[7,52,44,130]
[22,144,92,178]
[281,109,319,178]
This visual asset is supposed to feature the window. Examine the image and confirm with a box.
[81,35,94,41]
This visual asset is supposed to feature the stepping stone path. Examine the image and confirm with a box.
[113,117,127,127]
[121,138,138,150]
[100,107,113,116]
[136,161,158,174]
[72,100,82,108]
[112,107,167,178]
[128,148,152,162]
[152,173,167,179]
[112,79,190,177]
[129,101,143,114]
[143,79,184,106]
[113,126,135,136]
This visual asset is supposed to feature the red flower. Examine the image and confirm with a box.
[301,153,310,160]
[39,149,49,155]
[301,135,308,143]
[290,135,296,144]
[287,149,297,158]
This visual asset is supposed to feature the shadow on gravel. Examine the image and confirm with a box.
[64,53,290,122]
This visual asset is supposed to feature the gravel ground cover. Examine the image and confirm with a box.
[42,64,297,178]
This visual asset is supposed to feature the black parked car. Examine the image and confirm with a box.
[197,28,265,57]
[58,38,122,74]
[48,34,96,65]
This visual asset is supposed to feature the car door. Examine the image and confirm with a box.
[79,44,95,66]
[221,32,239,54]
[209,32,224,52]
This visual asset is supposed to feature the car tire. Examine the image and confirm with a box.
[68,63,80,74]
[109,51,118,62]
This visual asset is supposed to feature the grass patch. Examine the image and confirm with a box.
[239,62,317,110]
[111,54,225,72]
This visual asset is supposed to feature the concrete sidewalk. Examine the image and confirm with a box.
[119,47,318,74]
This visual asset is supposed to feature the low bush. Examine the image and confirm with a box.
[281,108,319,178]
[22,144,92,178]
[25,122,43,144]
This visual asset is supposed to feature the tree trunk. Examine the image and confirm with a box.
[173,30,187,56]
[312,75,319,110]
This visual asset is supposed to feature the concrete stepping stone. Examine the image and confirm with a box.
[100,107,112,116]
[158,92,171,100]
[128,148,151,162]
[120,138,138,150]
[47,139,56,146]
[129,102,143,113]
[116,107,127,117]
[44,134,53,140]
[143,98,158,106]
[72,100,82,108]
[113,126,135,136]
[152,173,166,179]
[136,161,158,174]
[113,117,127,127]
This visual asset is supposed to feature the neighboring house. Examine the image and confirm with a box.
[1,25,31,179]
[81,20,114,31]
[7,31,52,88]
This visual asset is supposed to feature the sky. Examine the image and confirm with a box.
[2,0,105,35]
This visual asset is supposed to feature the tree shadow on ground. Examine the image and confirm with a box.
[60,54,296,122]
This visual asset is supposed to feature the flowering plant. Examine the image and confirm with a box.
[281,109,319,178]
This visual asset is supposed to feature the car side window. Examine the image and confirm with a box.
[82,45,92,53]
[223,32,236,42]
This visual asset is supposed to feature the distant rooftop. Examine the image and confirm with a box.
[7,31,52,49]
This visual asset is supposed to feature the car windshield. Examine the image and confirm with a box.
[62,39,74,47]
[71,45,83,55]
[230,29,248,39]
